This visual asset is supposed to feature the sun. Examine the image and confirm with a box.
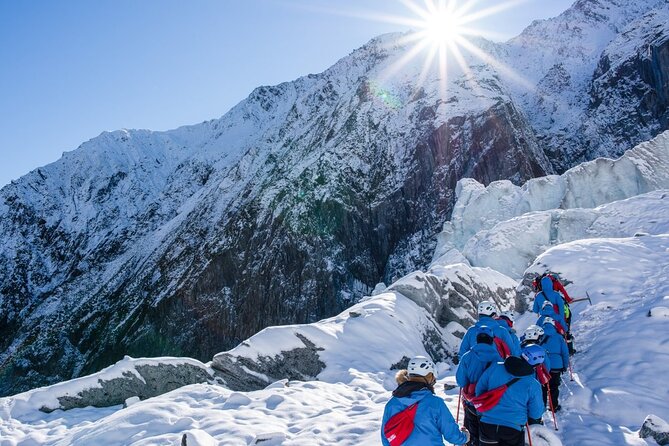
[421,3,466,47]
[356,0,530,102]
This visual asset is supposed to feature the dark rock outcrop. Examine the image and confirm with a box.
[639,414,669,445]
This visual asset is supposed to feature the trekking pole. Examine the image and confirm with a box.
[456,388,462,424]
[568,358,574,381]
[526,423,533,446]
[546,387,559,431]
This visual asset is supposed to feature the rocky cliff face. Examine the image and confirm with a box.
[1,0,668,396]
[504,0,669,170]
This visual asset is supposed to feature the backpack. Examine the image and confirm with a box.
[469,378,520,412]
[533,273,554,291]
[384,402,419,446]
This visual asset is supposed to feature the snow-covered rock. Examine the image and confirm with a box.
[464,190,669,278]
[211,261,517,391]
[435,130,669,276]
[640,414,669,445]
[0,356,213,415]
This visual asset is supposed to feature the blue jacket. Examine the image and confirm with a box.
[539,323,569,371]
[475,357,544,431]
[381,383,468,445]
[532,277,566,324]
[458,316,521,358]
[456,343,502,389]
[497,319,522,355]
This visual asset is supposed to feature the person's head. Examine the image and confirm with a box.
[521,344,546,366]
[542,316,556,328]
[407,355,437,385]
[523,324,544,342]
[476,325,494,345]
[477,300,499,318]
[499,310,515,327]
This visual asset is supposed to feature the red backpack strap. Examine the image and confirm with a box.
[493,337,511,359]
[384,402,419,446]
[552,278,573,303]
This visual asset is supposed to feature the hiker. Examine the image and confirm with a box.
[532,273,574,330]
[520,325,552,381]
[456,325,502,446]
[532,276,566,321]
[381,356,470,445]
[496,310,521,355]
[537,294,576,355]
[537,300,567,336]
[474,349,545,446]
[537,317,569,411]
[458,301,520,360]
[532,272,574,305]
[534,273,577,354]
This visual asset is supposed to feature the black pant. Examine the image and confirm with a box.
[541,371,561,409]
[464,403,481,446]
[479,421,524,446]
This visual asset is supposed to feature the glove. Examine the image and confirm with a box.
[460,426,470,444]
[453,354,460,365]
[528,417,544,425]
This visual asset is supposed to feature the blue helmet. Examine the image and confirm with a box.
[521,344,546,366]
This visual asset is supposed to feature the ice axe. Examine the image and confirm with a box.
[570,291,593,305]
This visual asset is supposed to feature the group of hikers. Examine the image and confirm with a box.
[381,273,578,446]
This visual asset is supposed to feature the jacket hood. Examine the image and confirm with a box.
[503,356,534,377]
[392,381,434,399]
[540,276,554,292]
[471,343,502,363]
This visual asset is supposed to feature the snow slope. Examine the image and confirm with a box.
[520,234,669,445]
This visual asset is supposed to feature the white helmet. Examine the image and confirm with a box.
[500,310,515,322]
[524,325,544,341]
[408,356,436,377]
[542,316,556,326]
[477,300,499,317]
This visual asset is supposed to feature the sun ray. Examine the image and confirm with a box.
[412,43,440,99]
[458,0,531,25]
[456,36,535,91]
[446,37,488,99]
[377,36,434,85]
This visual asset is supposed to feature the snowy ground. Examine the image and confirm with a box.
[2,234,668,445]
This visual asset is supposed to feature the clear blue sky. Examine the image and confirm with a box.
[0,0,574,187]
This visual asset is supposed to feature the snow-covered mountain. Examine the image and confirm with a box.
[2,0,669,396]
[504,0,669,169]
[1,132,668,445]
